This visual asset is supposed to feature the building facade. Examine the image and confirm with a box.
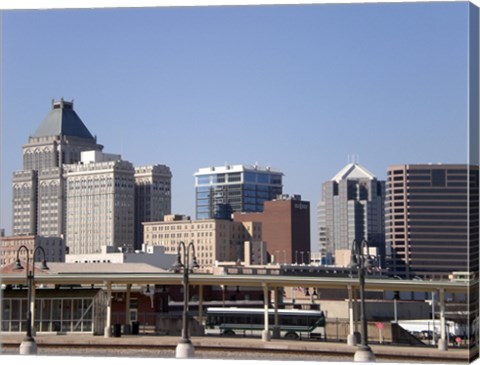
[194,164,283,220]
[64,151,136,254]
[143,215,262,268]
[134,165,172,250]
[0,235,66,267]
[9,100,173,260]
[65,244,176,270]
[12,99,103,237]
[233,194,310,264]
[386,164,479,279]
[317,163,386,266]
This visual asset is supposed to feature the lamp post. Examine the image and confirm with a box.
[172,241,199,359]
[14,245,49,355]
[350,239,375,362]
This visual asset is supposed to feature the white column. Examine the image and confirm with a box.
[262,284,271,341]
[438,288,448,351]
[104,282,112,337]
[347,285,356,346]
[31,285,36,336]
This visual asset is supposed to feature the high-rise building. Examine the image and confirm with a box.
[317,163,386,266]
[9,100,173,259]
[12,99,103,237]
[64,151,135,254]
[194,164,283,220]
[386,164,479,279]
[134,165,172,249]
[233,194,310,264]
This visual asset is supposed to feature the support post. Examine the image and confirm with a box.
[124,284,132,334]
[104,282,112,337]
[262,284,271,341]
[198,285,204,324]
[438,289,448,351]
[198,285,205,335]
[31,284,36,336]
[272,287,280,339]
[347,285,357,346]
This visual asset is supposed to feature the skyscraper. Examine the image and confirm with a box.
[10,100,173,257]
[317,163,386,266]
[134,165,172,249]
[12,99,103,237]
[64,151,135,254]
[194,164,283,220]
[386,164,479,279]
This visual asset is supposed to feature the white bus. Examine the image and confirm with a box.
[205,307,326,340]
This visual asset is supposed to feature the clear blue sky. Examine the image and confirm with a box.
[0,2,471,249]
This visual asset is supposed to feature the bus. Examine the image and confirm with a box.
[205,307,326,340]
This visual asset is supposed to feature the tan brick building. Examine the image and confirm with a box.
[0,235,66,267]
[143,215,262,268]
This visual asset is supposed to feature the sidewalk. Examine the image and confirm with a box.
[0,333,472,362]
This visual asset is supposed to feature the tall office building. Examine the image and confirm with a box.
[194,164,283,220]
[134,165,172,249]
[233,194,310,264]
[64,151,135,254]
[386,164,479,279]
[317,163,386,266]
[12,99,103,237]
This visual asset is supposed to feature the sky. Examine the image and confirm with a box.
[0,1,473,250]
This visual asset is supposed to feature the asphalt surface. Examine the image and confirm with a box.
[0,333,475,364]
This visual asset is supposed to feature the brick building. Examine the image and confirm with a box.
[233,194,311,264]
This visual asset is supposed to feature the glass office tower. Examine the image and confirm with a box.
[194,164,283,219]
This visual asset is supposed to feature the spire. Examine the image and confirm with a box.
[331,162,377,182]
[31,99,95,140]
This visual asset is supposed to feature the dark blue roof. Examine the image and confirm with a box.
[32,100,95,140]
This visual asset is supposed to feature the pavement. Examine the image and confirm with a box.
[0,333,475,363]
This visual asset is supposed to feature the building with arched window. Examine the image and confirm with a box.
[12,99,103,237]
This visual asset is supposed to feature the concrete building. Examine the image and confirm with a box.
[134,165,172,250]
[317,163,386,266]
[0,235,66,267]
[65,244,176,270]
[233,194,311,264]
[386,164,479,279]
[64,151,135,254]
[143,215,262,269]
[9,100,173,260]
[12,99,103,237]
[194,164,283,220]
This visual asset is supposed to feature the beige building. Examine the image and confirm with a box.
[64,151,135,254]
[12,99,103,237]
[143,215,262,268]
[0,235,66,267]
[134,165,172,249]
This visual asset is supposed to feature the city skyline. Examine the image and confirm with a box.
[1,2,474,249]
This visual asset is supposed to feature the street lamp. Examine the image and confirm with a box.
[14,245,49,355]
[350,239,376,362]
[172,241,199,359]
